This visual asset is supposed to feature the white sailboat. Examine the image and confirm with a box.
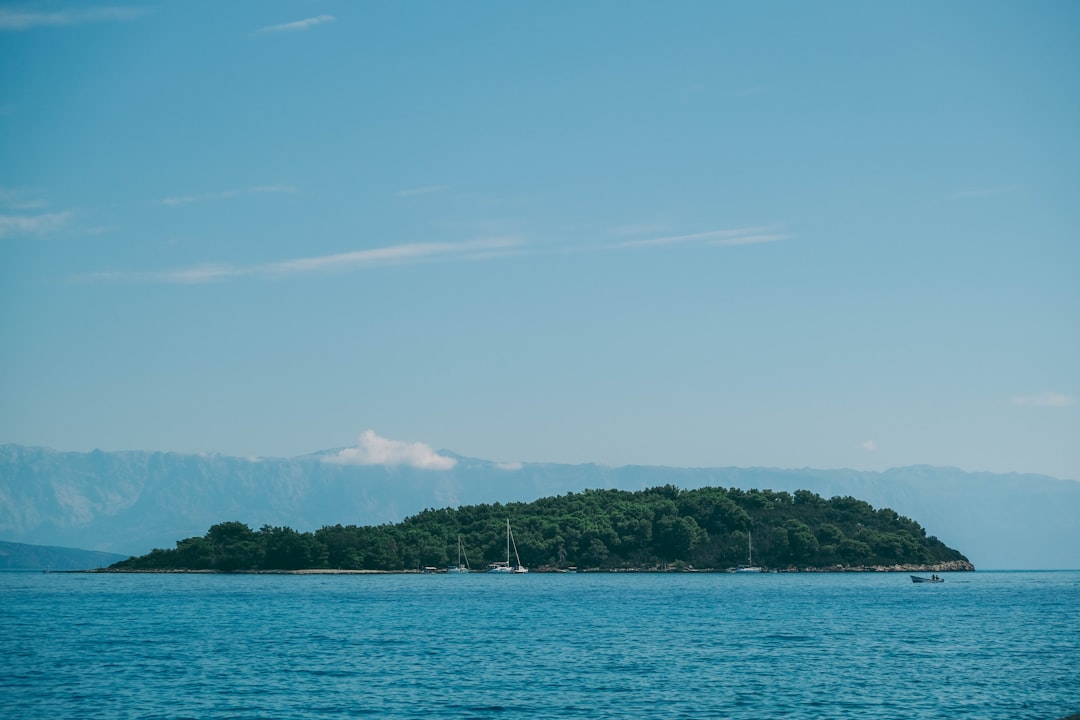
[486,518,528,573]
[734,531,763,573]
[447,536,470,573]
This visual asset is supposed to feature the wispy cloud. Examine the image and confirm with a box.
[161,185,296,207]
[616,226,788,249]
[395,185,451,198]
[604,223,671,238]
[861,440,878,452]
[0,211,71,239]
[259,238,516,275]
[0,6,146,30]
[86,236,523,284]
[257,15,335,34]
[0,186,48,210]
[1012,392,1076,408]
[324,430,456,470]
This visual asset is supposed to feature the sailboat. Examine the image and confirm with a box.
[734,531,763,573]
[447,536,470,574]
[486,519,528,573]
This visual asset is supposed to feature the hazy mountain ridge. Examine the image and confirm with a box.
[0,540,129,571]
[2,444,1077,569]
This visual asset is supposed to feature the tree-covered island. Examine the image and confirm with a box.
[108,485,972,572]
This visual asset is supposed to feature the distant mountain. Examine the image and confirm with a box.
[2,444,1077,568]
[0,540,129,571]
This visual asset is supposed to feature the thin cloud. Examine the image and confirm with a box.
[604,223,670,238]
[1012,392,1076,408]
[861,440,878,452]
[0,211,70,238]
[86,236,523,284]
[0,6,146,30]
[324,430,456,470]
[0,186,48,210]
[161,185,296,207]
[257,15,335,33]
[154,264,238,284]
[262,241,490,274]
[616,226,788,249]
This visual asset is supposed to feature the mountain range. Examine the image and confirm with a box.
[0,540,129,571]
[2,444,1077,569]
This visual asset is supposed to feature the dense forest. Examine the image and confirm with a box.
[109,485,969,572]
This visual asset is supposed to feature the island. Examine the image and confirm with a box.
[107,486,973,573]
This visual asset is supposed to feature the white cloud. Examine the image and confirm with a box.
[616,226,788,249]
[0,7,146,30]
[0,211,70,238]
[85,236,523,284]
[155,264,240,284]
[261,242,474,275]
[603,223,671,238]
[325,430,457,470]
[257,15,335,33]
[861,440,878,452]
[161,185,296,206]
[1012,392,1076,408]
[272,236,519,273]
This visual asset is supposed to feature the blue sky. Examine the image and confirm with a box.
[1,1,1077,479]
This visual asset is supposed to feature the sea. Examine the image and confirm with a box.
[1,570,1077,720]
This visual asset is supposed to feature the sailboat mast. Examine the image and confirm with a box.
[506,518,511,565]
[510,524,522,567]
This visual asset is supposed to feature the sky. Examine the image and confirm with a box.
[1,1,1077,480]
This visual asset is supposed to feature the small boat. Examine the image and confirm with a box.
[486,519,528,574]
[733,531,763,573]
[447,536,471,574]
[910,574,945,583]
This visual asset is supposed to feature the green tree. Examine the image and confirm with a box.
[208,521,261,571]
[784,520,820,564]
[260,525,327,570]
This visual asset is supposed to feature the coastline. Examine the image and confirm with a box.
[81,560,975,575]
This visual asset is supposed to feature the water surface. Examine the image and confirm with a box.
[2,571,1077,719]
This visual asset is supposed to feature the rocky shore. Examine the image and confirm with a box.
[790,560,976,573]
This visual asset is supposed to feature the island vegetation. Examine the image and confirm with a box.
[108,485,971,572]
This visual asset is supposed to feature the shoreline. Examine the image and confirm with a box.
[78,560,975,575]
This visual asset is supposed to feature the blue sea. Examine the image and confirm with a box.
[1,571,1077,719]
